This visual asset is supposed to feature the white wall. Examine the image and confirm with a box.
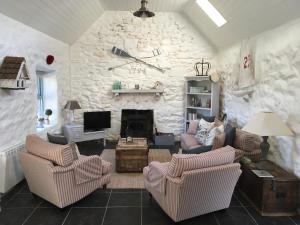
[218,18,300,177]
[70,11,216,139]
[0,13,70,151]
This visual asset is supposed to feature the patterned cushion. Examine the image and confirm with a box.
[168,146,235,178]
[212,133,226,150]
[204,124,224,146]
[194,119,215,145]
[187,120,199,135]
[234,129,261,152]
[26,135,75,167]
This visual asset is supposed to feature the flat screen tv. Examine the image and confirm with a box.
[84,111,111,132]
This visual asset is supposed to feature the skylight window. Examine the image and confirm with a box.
[196,0,227,27]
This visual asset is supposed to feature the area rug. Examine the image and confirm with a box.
[101,149,172,189]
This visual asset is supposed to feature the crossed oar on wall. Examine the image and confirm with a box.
[109,46,165,73]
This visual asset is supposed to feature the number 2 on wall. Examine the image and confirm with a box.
[243,54,251,69]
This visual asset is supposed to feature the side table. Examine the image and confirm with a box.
[238,160,299,216]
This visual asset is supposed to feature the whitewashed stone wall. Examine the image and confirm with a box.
[218,18,300,179]
[0,13,70,151]
[70,11,216,139]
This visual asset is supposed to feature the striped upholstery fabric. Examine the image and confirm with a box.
[234,129,261,152]
[168,146,235,178]
[19,141,112,208]
[144,155,241,222]
[26,134,74,167]
[74,156,103,184]
[212,133,225,150]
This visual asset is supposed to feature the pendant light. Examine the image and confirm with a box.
[133,0,155,18]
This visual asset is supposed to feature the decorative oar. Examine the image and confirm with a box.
[108,49,161,71]
[111,47,165,73]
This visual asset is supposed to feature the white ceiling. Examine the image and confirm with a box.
[184,0,300,49]
[0,0,300,49]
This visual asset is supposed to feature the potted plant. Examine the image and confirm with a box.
[45,109,53,124]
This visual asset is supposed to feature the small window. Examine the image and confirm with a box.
[36,70,58,129]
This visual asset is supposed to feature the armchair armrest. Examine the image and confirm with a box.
[51,156,103,185]
[146,161,169,194]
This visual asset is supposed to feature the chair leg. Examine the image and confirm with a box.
[103,184,107,190]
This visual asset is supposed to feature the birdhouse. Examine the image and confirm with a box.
[0,56,30,90]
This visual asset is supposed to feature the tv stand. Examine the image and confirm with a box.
[63,124,106,146]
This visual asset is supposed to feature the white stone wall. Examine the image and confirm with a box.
[218,18,300,178]
[0,13,70,151]
[70,11,216,139]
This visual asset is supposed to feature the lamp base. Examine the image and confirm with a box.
[260,136,270,160]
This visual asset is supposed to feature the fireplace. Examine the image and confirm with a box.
[121,109,154,141]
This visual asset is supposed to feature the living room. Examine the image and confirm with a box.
[0,0,300,225]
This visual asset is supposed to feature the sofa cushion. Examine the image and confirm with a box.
[212,133,226,150]
[26,135,75,167]
[47,132,68,145]
[234,129,261,152]
[168,146,235,178]
[182,145,212,154]
[194,119,215,144]
[224,125,236,147]
[205,124,224,146]
[181,133,199,150]
[187,120,199,135]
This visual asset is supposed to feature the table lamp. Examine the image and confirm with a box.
[64,100,81,123]
[242,112,293,160]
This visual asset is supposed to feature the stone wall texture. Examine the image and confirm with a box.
[218,18,300,178]
[0,13,70,151]
[70,11,216,140]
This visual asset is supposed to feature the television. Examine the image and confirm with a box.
[84,111,111,132]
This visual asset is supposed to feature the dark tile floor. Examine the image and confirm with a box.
[1,181,299,225]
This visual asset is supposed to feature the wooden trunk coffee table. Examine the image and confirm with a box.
[116,138,149,173]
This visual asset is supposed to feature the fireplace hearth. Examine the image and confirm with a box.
[121,109,154,141]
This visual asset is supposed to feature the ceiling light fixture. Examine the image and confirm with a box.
[196,0,227,27]
[133,0,155,18]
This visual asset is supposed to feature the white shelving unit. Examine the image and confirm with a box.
[184,76,219,131]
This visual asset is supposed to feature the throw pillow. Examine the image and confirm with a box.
[187,120,199,135]
[47,133,68,145]
[182,145,213,154]
[224,124,236,147]
[194,119,215,145]
[205,124,224,146]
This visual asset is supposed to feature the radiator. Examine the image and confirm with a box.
[0,144,25,193]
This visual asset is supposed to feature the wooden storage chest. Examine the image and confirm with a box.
[238,160,299,216]
[116,138,148,173]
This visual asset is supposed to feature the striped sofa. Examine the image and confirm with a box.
[18,135,112,208]
[143,146,241,222]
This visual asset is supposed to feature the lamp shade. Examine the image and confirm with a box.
[243,112,293,136]
[64,100,81,110]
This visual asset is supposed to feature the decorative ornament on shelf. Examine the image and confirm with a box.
[110,46,165,73]
[151,81,163,89]
[194,59,211,76]
[46,55,55,65]
[133,0,155,18]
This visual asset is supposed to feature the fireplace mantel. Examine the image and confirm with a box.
[112,89,164,97]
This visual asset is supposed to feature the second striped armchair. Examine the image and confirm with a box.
[143,146,241,222]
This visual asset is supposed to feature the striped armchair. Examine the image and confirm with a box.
[143,146,241,222]
[18,135,112,208]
